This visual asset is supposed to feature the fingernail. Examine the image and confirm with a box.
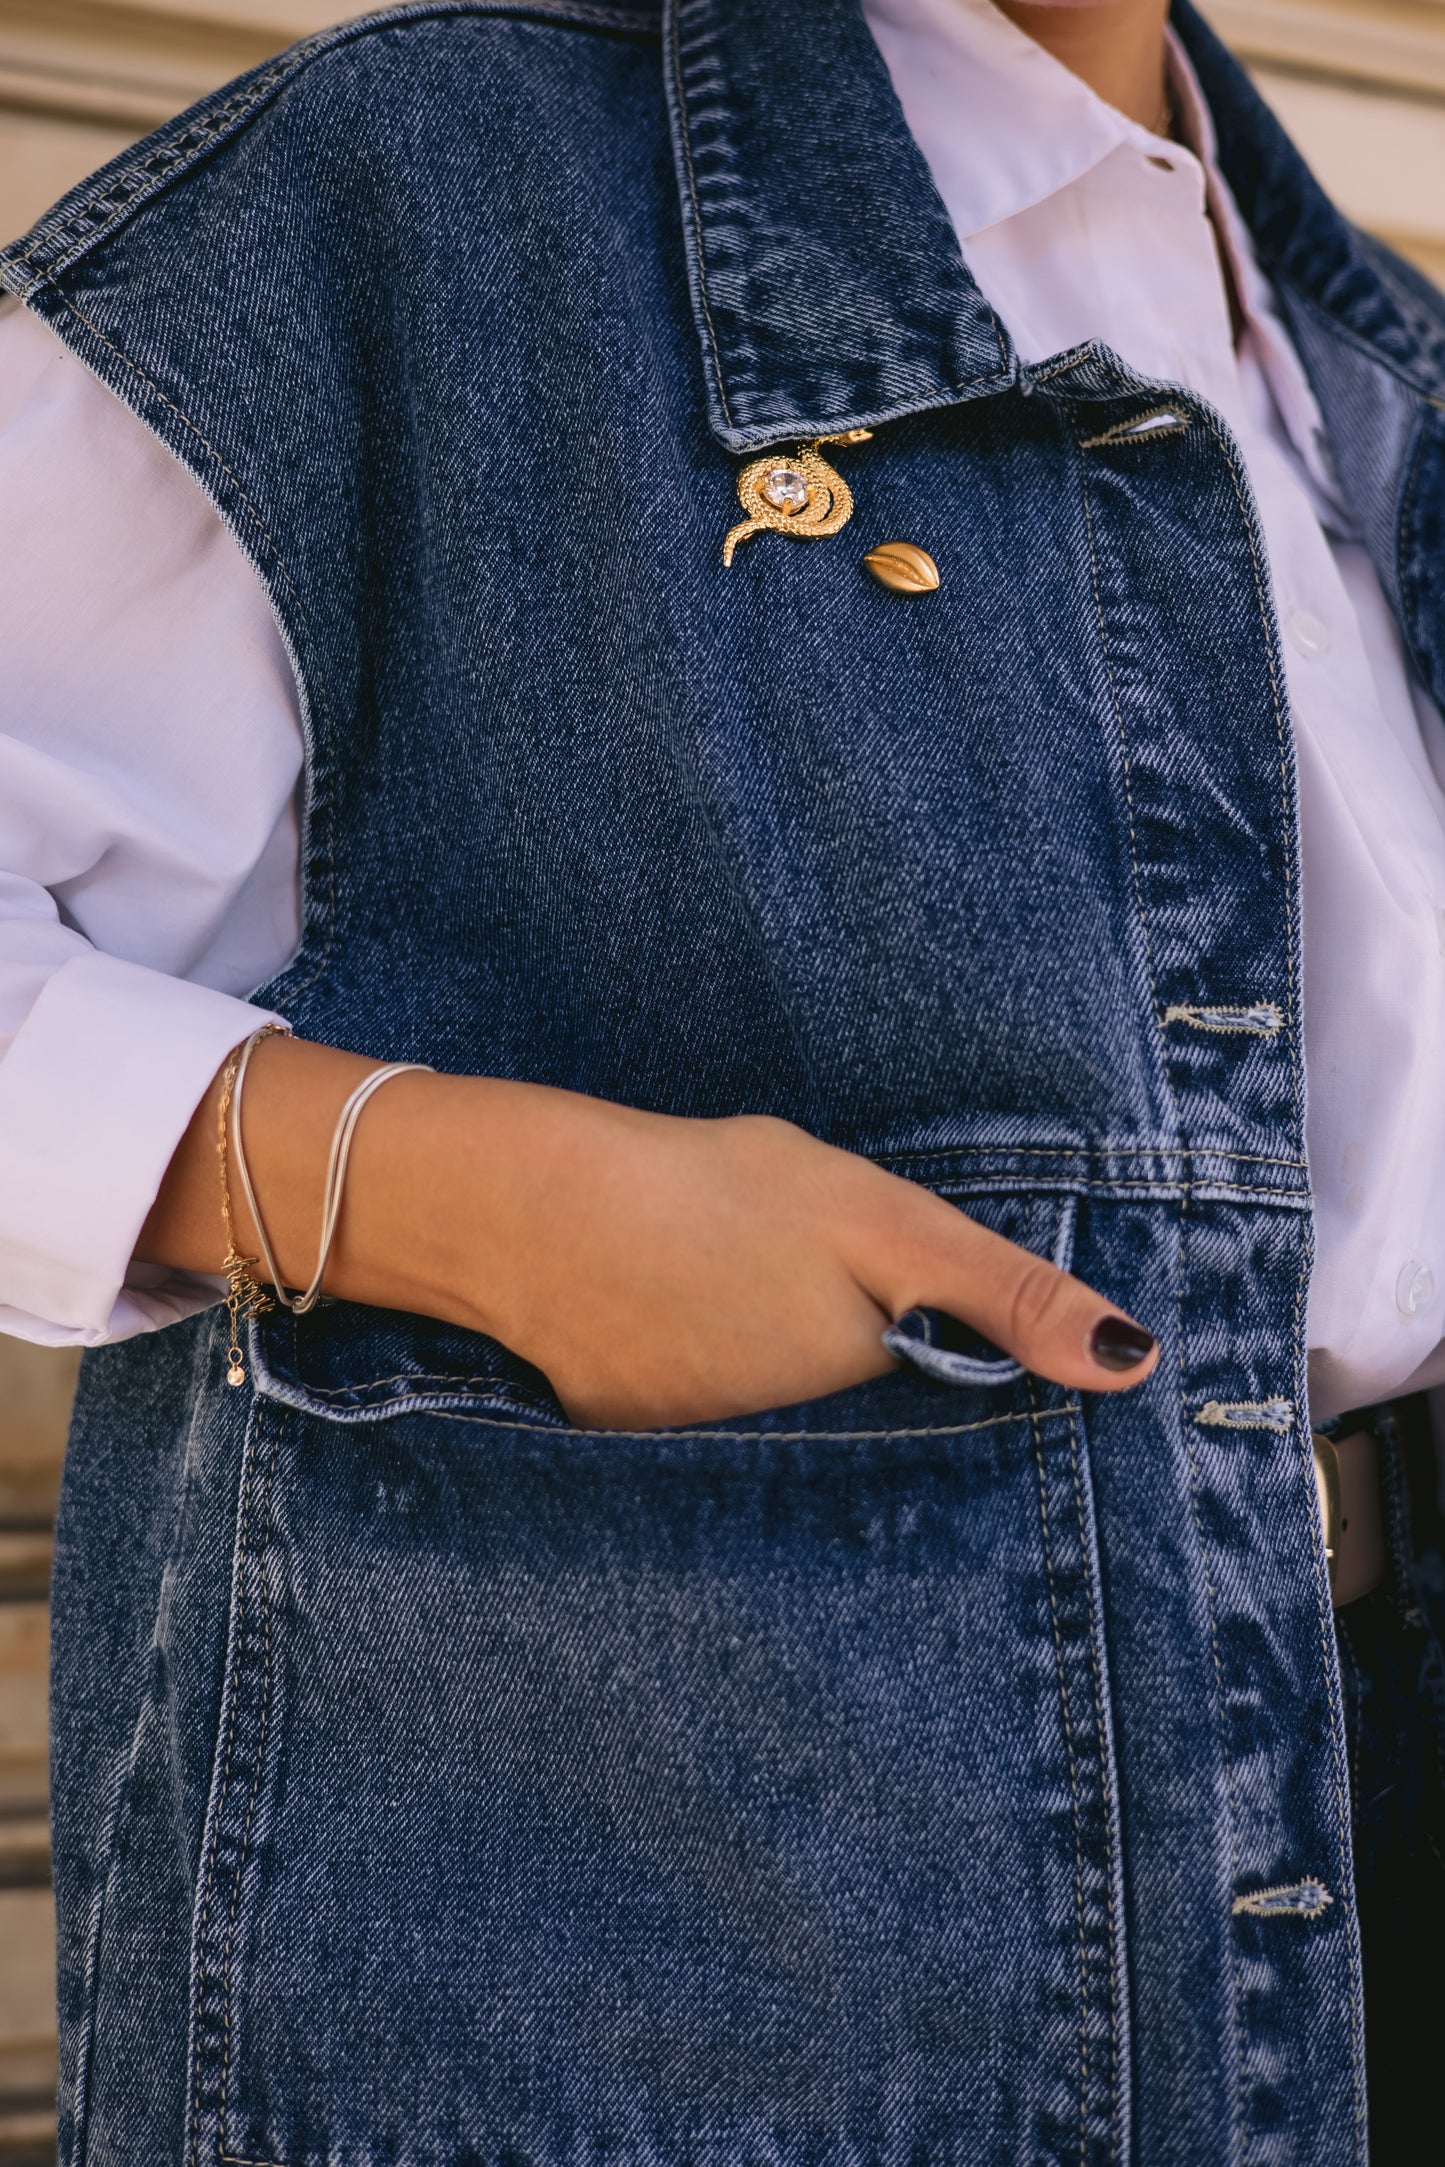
[1089,1316,1157,1372]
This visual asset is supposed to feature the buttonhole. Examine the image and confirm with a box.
[1079,408,1191,451]
[1121,409,1186,435]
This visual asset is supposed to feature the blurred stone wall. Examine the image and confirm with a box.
[1,0,1444,2160]
[0,1344,73,2166]
[1207,0,1445,284]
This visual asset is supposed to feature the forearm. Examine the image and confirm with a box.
[138,1034,479,1331]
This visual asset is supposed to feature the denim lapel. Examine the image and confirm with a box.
[1175,0,1445,406]
[1174,0,1445,699]
[663,0,1018,450]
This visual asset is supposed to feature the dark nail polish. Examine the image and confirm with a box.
[1090,1316,1157,1372]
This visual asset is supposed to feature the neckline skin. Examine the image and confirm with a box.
[992,0,1171,128]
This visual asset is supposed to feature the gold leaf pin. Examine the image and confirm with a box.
[723,429,873,566]
[863,540,940,593]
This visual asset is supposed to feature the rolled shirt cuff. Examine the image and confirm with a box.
[0,949,286,1343]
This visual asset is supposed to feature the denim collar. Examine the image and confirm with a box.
[664,0,1019,450]
[667,0,1445,454]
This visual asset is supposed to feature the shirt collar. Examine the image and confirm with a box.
[860,0,1161,242]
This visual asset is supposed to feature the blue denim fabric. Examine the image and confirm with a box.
[9,2,1445,2160]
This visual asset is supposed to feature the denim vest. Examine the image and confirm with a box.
[10,3,1445,2161]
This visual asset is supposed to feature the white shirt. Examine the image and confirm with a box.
[2,0,1445,1422]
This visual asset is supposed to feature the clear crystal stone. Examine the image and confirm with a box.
[761,465,809,514]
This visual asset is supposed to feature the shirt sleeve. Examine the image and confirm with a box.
[0,298,304,1345]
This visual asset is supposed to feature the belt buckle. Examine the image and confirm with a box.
[1312,1429,1342,1601]
[1312,1424,1387,1607]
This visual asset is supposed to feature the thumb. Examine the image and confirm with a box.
[890,1206,1159,1395]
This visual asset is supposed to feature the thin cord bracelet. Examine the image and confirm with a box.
[230,1034,433,1321]
[289,1059,435,1312]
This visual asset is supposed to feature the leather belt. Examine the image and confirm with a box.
[1312,1425,1387,1607]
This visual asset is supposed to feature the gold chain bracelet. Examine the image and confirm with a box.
[216,1024,285,1385]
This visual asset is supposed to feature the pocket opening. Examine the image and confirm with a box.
[883,1193,1077,1387]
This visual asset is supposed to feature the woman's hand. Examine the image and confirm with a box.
[139,1036,1158,1430]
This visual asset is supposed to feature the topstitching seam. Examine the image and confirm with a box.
[995,1186,1307,1207]
[189,1401,266,2167]
[1031,348,1107,387]
[1169,413,1300,2167]
[7,4,657,285]
[1074,422,1173,1115]
[1025,1380,1092,2167]
[877,1144,1307,1170]
[41,292,292,638]
[1065,1399,1122,2165]
[1076,404,1240,2156]
[1194,401,1357,2142]
[423,1402,1076,1442]
[71,1324,214,2167]
[669,6,732,430]
[1177,1185,1248,2167]
[1293,1232,1366,2147]
[1192,412,1302,1113]
[216,1416,283,2156]
[284,1369,532,1398]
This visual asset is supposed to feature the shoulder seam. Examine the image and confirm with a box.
[0,0,657,294]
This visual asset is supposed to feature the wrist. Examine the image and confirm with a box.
[141,1033,576,1347]
[322,1069,530,1339]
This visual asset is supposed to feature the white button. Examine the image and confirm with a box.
[1396,1259,1435,1318]
[1287,609,1332,660]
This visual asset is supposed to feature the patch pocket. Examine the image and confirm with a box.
[186,1359,1120,2167]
